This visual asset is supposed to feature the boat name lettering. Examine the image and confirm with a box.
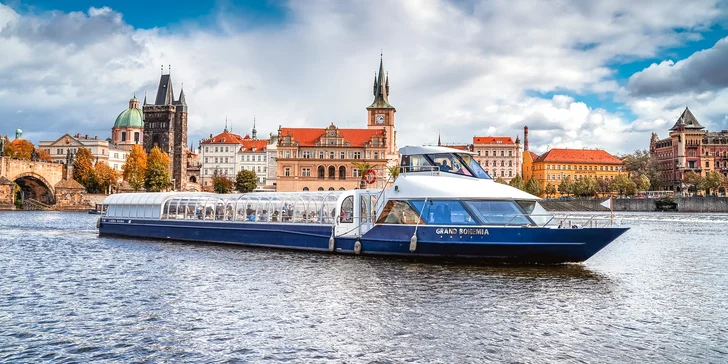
[435,228,489,235]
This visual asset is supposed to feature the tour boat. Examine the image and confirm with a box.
[97,146,629,264]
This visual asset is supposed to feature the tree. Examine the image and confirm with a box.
[4,139,35,160]
[525,177,542,196]
[144,146,171,192]
[573,177,598,198]
[509,174,525,190]
[36,148,52,162]
[558,177,574,196]
[73,147,96,191]
[95,162,120,194]
[596,178,613,197]
[682,171,703,195]
[123,145,147,191]
[545,183,557,198]
[212,169,233,194]
[622,149,660,189]
[701,171,724,196]
[386,165,400,181]
[612,174,636,197]
[235,170,258,193]
[495,177,508,184]
[352,161,373,189]
[633,174,651,192]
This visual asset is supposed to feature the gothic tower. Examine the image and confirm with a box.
[366,54,396,158]
[143,66,188,190]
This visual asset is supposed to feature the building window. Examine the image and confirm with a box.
[285,151,290,158]
[318,166,325,179]
[319,151,324,159]
[205,147,209,153]
[328,166,336,179]
[509,161,512,167]
[284,167,291,176]
[706,161,709,168]
[329,152,335,159]
[374,152,379,159]
[303,187,309,191]
[501,151,504,156]
[353,152,362,159]
[339,166,346,180]
[509,171,512,177]
[484,151,489,157]
[121,132,126,142]
[302,168,311,177]
[205,157,209,163]
[340,151,345,159]
[353,169,360,177]
[215,147,219,152]
[509,151,512,157]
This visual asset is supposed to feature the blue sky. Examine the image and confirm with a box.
[2,0,728,154]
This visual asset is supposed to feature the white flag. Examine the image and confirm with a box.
[600,198,612,209]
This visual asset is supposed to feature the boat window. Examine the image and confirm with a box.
[409,200,477,225]
[340,196,354,223]
[465,200,532,226]
[456,153,491,179]
[376,200,425,225]
[428,154,462,174]
[400,154,434,172]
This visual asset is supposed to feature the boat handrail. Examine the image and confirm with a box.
[398,166,441,175]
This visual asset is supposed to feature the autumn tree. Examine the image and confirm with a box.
[525,177,543,196]
[558,177,574,196]
[682,171,703,195]
[495,177,508,184]
[4,139,35,160]
[235,170,257,193]
[701,171,724,195]
[95,162,120,194]
[509,174,525,190]
[35,148,52,162]
[123,144,147,191]
[144,146,171,192]
[73,147,96,191]
[213,169,233,194]
[612,174,636,197]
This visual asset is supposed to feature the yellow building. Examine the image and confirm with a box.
[529,148,625,192]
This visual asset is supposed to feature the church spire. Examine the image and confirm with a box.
[252,116,257,140]
[178,83,187,106]
[143,92,147,105]
[367,53,395,110]
[224,117,228,133]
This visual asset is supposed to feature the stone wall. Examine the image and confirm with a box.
[0,177,15,210]
[543,197,728,212]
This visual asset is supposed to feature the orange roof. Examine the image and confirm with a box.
[238,137,269,153]
[529,151,539,160]
[200,131,246,145]
[473,136,515,144]
[279,127,384,147]
[534,149,622,164]
[449,145,471,151]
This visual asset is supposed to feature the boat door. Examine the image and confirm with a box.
[335,192,359,237]
[358,193,376,235]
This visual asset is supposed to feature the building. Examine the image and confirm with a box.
[199,122,273,190]
[186,147,201,191]
[143,66,188,190]
[521,126,538,181]
[39,133,129,170]
[273,56,398,192]
[111,95,144,150]
[472,135,521,181]
[530,148,624,191]
[650,107,728,191]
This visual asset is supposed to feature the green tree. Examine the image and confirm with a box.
[495,177,508,184]
[612,174,636,197]
[235,170,258,193]
[633,174,650,192]
[123,144,147,191]
[682,171,703,195]
[573,177,598,198]
[622,149,660,189]
[558,177,574,196]
[509,174,525,190]
[596,177,613,197]
[545,183,557,198]
[525,177,543,196]
[352,161,376,189]
[386,165,400,181]
[144,146,171,192]
[73,147,96,191]
[701,171,724,195]
[95,162,120,194]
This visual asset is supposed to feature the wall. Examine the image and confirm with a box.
[542,197,728,212]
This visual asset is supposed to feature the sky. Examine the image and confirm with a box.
[1,0,728,156]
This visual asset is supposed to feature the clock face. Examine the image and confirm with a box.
[375,115,385,124]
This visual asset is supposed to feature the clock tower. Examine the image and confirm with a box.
[367,55,396,158]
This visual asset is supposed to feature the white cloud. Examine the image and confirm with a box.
[0,0,725,155]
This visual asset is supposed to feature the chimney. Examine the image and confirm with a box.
[85,134,88,139]
[76,133,81,138]
[524,126,529,151]
[94,136,98,140]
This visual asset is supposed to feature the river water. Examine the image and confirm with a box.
[0,211,726,363]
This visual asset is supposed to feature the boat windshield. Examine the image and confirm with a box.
[425,153,491,179]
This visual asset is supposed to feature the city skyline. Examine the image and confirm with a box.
[1,1,728,155]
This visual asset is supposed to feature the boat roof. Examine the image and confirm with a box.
[103,192,214,205]
[398,145,476,156]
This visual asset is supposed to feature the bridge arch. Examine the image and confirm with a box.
[11,172,56,205]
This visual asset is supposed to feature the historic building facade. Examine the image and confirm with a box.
[143,67,188,190]
[650,107,728,191]
[111,95,144,150]
[39,133,129,170]
[273,57,397,192]
[472,135,521,181]
[530,149,624,191]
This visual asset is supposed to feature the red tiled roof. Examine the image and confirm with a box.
[449,145,471,151]
[279,127,384,147]
[534,149,622,164]
[238,137,269,153]
[529,151,539,160]
[200,131,246,145]
[473,136,515,144]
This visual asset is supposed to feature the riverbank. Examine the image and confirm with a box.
[542,196,728,212]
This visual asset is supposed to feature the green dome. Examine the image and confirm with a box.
[113,108,144,128]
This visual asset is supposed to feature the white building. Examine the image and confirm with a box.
[199,125,273,191]
[39,133,129,170]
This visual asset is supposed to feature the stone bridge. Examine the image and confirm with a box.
[0,156,86,209]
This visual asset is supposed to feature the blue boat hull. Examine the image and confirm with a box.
[98,218,627,264]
